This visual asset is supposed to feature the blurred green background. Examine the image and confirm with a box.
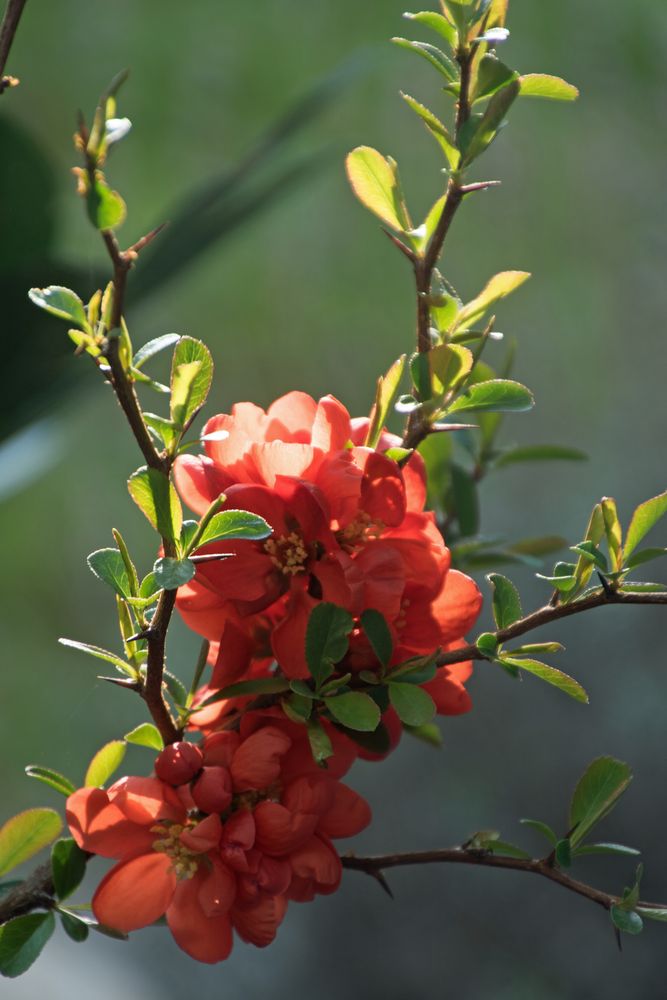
[3,1,667,997]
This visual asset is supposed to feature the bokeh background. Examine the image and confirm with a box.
[2,1,667,998]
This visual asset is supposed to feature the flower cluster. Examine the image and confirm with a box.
[175,391,482,732]
[66,715,368,963]
[66,391,483,964]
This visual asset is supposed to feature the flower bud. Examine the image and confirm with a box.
[154,741,203,785]
[191,766,233,814]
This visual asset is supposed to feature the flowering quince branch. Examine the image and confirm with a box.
[3,0,667,978]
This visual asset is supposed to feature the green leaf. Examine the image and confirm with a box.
[324,691,381,732]
[637,907,667,923]
[487,572,522,628]
[111,529,139,597]
[345,146,411,232]
[360,609,393,669]
[305,603,354,688]
[519,818,557,845]
[199,677,290,706]
[124,723,164,751]
[460,78,520,166]
[507,642,564,656]
[555,838,572,867]
[624,490,667,559]
[0,912,55,978]
[566,503,605,600]
[454,271,531,330]
[59,637,135,678]
[450,463,480,537]
[0,810,63,877]
[24,766,76,798]
[404,722,443,747]
[623,547,667,571]
[509,536,568,557]
[152,556,196,590]
[620,582,667,593]
[84,740,126,788]
[500,657,589,703]
[495,445,587,468]
[484,840,532,860]
[391,37,458,82]
[127,466,183,544]
[430,344,474,395]
[388,682,436,726]
[307,720,334,766]
[402,11,457,47]
[144,413,178,449]
[132,333,181,369]
[365,355,406,449]
[601,497,623,571]
[163,670,188,709]
[400,93,459,168]
[86,174,126,230]
[51,839,87,901]
[281,693,312,724]
[86,548,132,598]
[28,286,88,328]
[610,905,643,935]
[389,653,438,685]
[574,842,640,859]
[570,541,608,573]
[569,756,632,848]
[472,55,518,103]
[59,911,89,943]
[519,73,579,101]
[476,632,499,656]
[194,509,272,549]
[447,379,534,415]
[169,337,214,431]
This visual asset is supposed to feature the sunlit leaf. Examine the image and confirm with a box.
[569,756,632,848]
[346,146,411,232]
[519,73,579,101]
[0,810,63,877]
[84,741,127,788]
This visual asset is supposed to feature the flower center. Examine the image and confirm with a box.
[264,532,309,576]
[151,822,198,880]
[337,511,384,552]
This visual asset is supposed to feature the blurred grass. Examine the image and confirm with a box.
[2,2,667,997]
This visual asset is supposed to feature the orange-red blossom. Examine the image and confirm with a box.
[66,720,369,964]
[174,392,482,734]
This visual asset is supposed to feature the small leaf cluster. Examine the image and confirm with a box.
[536,491,667,601]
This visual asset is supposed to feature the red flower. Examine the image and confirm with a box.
[174,391,482,720]
[66,720,371,963]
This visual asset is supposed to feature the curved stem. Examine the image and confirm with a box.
[343,847,661,914]
[437,587,667,669]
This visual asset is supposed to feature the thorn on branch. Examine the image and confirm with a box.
[127,221,169,256]
[382,228,416,263]
[98,675,142,691]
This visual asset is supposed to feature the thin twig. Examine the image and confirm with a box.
[342,847,664,914]
[436,587,667,670]
[0,0,27,93]
[78,142,179,744]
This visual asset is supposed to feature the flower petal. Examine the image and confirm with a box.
[93,853,177,932]
[167,867,234,963]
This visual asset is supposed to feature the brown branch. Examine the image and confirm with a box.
[0,0,27,94]
[343,847,663,914]
[77,148,179,743]
[437,588,667,670]
[0,862,54,924]
[404,46,473,449]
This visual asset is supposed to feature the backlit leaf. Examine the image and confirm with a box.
[519,73,579,101]
[0,810,63,877]
[84,741,127,788]
[569,756,632,848]
[346,146,411,232]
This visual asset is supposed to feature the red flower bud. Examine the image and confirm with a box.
[154,741,203,785]
[191,766,233,814]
